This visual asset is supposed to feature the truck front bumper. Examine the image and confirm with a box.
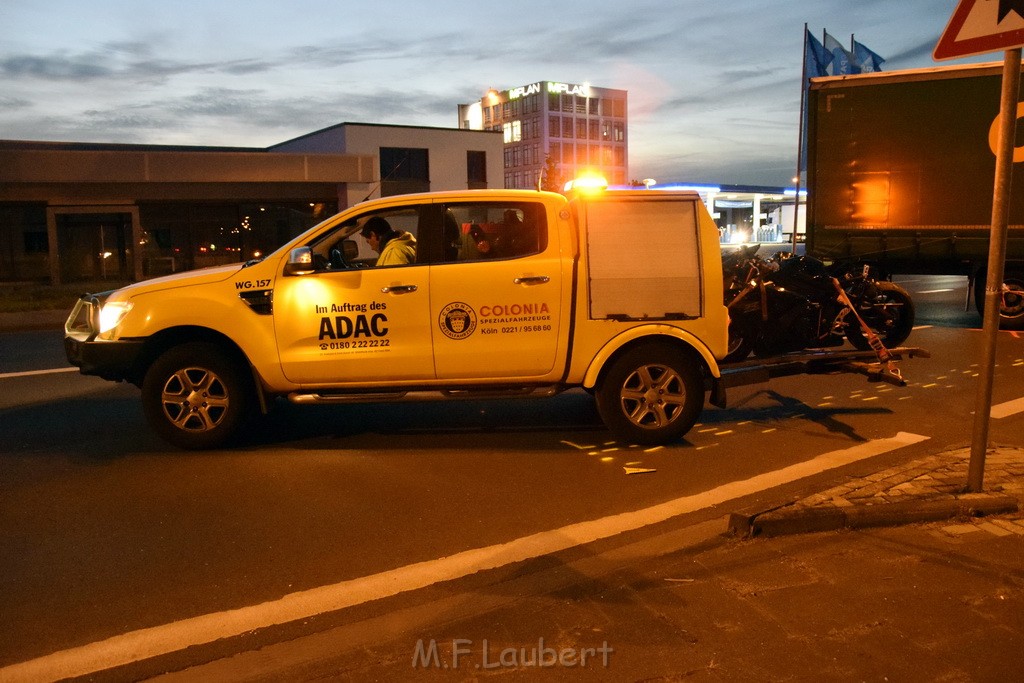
[64,295,145,383]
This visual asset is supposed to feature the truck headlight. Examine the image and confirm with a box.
[98,301,133,335]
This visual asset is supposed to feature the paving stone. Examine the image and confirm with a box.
[977,522,1014,537]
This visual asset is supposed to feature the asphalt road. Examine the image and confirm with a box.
[1,274,1022,679]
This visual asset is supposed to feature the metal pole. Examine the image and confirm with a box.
[792,24,809,251]
[968,47,1020,492]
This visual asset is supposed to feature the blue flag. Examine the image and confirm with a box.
[853,40,885,73]
[824,31,856,75]
[805,29,832,78]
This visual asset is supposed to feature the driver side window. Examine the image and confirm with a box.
[308,206,422,270]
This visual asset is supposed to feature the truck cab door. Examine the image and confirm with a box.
[273,205,435,385]
[428,201,564,380]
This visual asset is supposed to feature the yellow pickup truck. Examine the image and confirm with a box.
[63,185,735,449]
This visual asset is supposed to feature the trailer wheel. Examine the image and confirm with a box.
[975,270,1024,330]
[595,344,704,445]
[141,342,253,450]
[847,281,916,350]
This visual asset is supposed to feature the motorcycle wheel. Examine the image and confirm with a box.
[974,269,1024,330]
[723,317,756,363]
[846,281,916,350]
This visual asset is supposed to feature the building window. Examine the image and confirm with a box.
[589,119,600,140]
[23,231,48,254]
[380,147,429,195]
[467,150,487,188]
[576,119,588,139]
[549,115,560,137]
[589,98,601,115]
[613,122,625,142]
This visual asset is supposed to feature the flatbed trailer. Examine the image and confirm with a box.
[709,347,930,409]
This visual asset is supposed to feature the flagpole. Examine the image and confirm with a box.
[791,23,809,251]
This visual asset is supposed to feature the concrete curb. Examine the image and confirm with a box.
[729,494,1020,538]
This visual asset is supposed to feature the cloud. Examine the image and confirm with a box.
[0,54,113,80]
[0,41,276,85]
[0,94,32,111]
[883,39,938,66]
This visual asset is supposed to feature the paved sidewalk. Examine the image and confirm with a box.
[732,446,1024,537]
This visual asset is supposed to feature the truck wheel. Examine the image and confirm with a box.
[595,344,704,445]
[142,342,252,450]
[846,281,916,350]
[975,271,1024,330]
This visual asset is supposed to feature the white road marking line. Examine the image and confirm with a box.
[0,367,77,380]
[992,397,1024,419]
[0,432,930,683]
[917,288,954,294]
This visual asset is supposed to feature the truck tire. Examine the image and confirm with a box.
[595,344,704,445]
[142,342,252,450]
[846,281,916,350]
[974,271,1024,331]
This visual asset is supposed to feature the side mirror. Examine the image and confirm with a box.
[284,247,315,276]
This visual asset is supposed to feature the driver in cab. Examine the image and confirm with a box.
[360,216,416,266]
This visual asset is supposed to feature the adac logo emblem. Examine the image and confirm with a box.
[439,302,477,340]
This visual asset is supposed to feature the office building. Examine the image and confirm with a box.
[459,81,628,189]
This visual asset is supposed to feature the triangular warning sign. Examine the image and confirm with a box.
[935,0,1024,60]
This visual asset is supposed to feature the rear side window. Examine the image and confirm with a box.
[439,202,547,263]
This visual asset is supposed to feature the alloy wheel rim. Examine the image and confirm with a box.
[160,367,230,432]
[619,364,686,429]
